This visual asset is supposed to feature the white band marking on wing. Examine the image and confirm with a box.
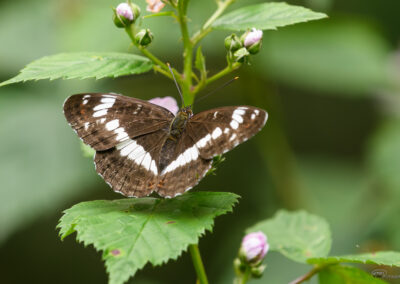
[93,103,114,111]
[93,109,108,117]
[212,127,222,139]
[105,119,119,131]
[116,139,158,175]
[162,145,199,174]
[230,120,239,129]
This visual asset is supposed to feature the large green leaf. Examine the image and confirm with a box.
[0,52,153,87]
[309,251,400,267]
[58,192,239,284]
[212,2,327,31]
[319,265,388,284]
[246,210,331,263]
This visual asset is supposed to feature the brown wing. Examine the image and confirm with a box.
[187,106,267,159]
[95,129,169,197]
[156,131,212,198]
[63,93,174,151]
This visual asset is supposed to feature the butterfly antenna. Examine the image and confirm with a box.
[167,63,185,107]
[194,76,239,105]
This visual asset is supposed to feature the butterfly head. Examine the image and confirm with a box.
[178,106,193,118]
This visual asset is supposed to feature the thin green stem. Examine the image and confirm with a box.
[178,0,194,105]
[192,62,241,96]
[122,0,242,107]
[240,266,251,284]
[206,62,240,85]
[289,264,331,284]
[191,0,236,45]
[153,65,173,79]
[124,25,182,83]
[189,244,209,284]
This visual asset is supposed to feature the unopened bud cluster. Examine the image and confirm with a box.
[225,28,263,63]
[113,1,155,48]
[234,232,268,282]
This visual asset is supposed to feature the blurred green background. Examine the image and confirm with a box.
[1,0,400,283]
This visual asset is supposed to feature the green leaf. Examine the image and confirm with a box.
[212,2,327,31]
[80,141,95,158]
[309,251,400,267]
[0,52,153,87]
[58,192,239,284]
[319,265,388,284]
[195,46,207,82]
[246,210,331,263]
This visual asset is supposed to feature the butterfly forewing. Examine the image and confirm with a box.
[187,106,267,159]
[63,93,174,151]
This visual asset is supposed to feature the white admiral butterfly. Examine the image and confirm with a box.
[63,93,267,197]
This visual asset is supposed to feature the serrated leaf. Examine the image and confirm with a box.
[309,251,400,267]
[57,192,239,284]
[80,141,95,158]
[212,2,327,31]
[195,46,207,82]
[246,210,331,263]
[0,52,153,87]
[319,265,388,284]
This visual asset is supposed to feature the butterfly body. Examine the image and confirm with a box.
[169,106,192,140]
[63,93,267,198]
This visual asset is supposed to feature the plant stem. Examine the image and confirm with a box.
[124,25,181,83]
[189,244,209,284]
[240,266,251,284]
[192,62,241,96]
[191,0,236,45]
[178,0,194,105]
[206,62,240,85]
[289,265,329,284]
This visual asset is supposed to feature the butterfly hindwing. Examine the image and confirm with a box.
[63,93,174,151]
[156,131,213,197]
[95,129,168,197]
[187,106,268,159]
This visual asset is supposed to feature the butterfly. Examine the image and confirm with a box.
[63,93,267,198]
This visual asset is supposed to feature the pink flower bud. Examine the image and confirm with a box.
[116,3,134,20]
[146,0,165,13]
[244,28,263,47]
[241,232,269,262]
[148,96,179,115]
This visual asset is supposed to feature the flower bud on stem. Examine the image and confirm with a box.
[225,34,242,53]
[113,1,140,28]
[135,29,154,47]
[242,28,263,55]
[234,232,269,283]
